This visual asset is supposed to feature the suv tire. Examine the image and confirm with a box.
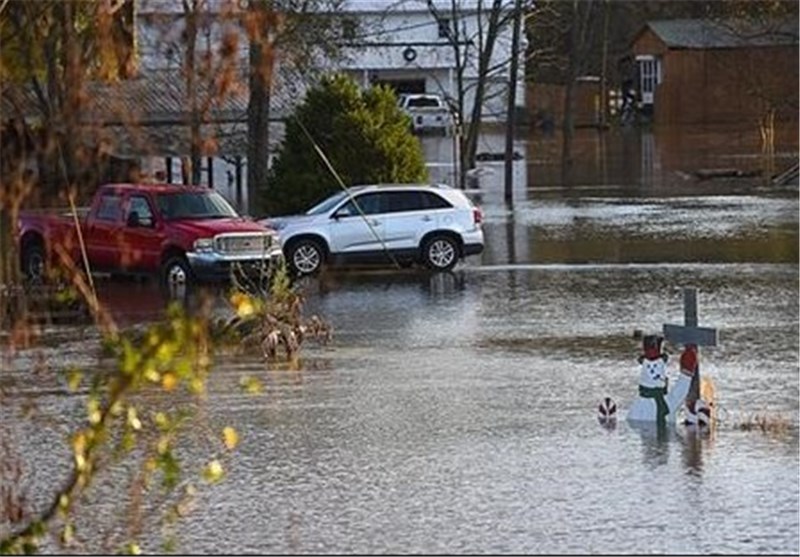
[422,235,458,271]
[287,239,324,276]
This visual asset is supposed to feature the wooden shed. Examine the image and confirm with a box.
[630,19,798,126]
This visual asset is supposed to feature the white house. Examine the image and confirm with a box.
[334,0,526,123]
[127,0,525,210]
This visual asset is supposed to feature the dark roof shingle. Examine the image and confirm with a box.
[643,18,799,49]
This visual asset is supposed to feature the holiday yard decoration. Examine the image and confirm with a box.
[599,288,718,429]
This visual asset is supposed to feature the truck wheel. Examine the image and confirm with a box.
[422,235,458,271]
[161,255,193,297]
[287,239,324,276]
[21,243,46,283]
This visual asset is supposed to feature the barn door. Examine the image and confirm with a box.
[636,55,661,107]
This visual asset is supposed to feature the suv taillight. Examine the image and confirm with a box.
[472,207,483,225]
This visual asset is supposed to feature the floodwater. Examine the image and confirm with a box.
[1,126,798,554]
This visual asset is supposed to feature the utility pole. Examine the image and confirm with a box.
[599,0,609,129]
[503,0,522,207]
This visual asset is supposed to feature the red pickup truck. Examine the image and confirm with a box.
[18,183,283,290]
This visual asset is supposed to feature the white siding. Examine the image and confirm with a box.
[134,0,525,121]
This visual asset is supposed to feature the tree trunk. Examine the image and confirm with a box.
[463,0,503,178]
[503,0,522,206]
[61,0,81,197]
[184,0,202,186]
[247,1,276,216]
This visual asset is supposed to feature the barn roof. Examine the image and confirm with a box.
[638,18,799,50]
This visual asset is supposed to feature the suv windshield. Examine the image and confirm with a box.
[306,191,350,216]
[156,191,239,220]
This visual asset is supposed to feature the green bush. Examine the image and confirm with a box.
[260,74,428,216]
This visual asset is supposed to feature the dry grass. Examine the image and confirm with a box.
[733,413,794,436]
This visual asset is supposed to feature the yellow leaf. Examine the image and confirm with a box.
[87,399,101,424]
[202,460,224,483]
[154,412,169,429]
[161,372,178,391]
[157,437,170,455]
[222,426,239,450]
[127,407,142,430]
[72,432,87,455]
[239,375,263,394]
[189,377,205,395]
[236,298,256,318]
[61,523,74,545]
[66,369,82,392]
[144,365,160,383]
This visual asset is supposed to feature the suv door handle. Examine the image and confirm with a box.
[421,216,433,222]
[369,219,382,226]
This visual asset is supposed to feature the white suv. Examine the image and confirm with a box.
[260,184,484,275]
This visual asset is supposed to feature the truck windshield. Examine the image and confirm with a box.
[156,191,239,220]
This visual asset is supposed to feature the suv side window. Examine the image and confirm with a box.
[96,193,123,222]
[338,192,384,217]
[385,191,425,213]
[421,192,452,210]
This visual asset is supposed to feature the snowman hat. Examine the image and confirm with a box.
[638,334,668,363]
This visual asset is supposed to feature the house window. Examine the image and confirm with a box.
[636,55,661,106]
[342,18,357,41]
[437,18,451,39]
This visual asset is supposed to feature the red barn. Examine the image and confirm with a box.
[630,19,798,126]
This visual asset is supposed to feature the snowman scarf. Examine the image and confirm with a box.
[638,385,669,424]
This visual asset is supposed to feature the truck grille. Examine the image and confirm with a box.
[214,233,274,255]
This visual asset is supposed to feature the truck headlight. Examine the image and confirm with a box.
[193,238,214,252]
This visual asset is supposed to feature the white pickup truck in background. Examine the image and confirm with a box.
[398,93,454,135]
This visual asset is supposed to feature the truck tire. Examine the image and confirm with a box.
[21,243,47,283]
[286,239,324,276]
[422,235,458,271]
[161,255,193,297]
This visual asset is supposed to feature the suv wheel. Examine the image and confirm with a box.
[422,235,458,271]
[287,239,324,275]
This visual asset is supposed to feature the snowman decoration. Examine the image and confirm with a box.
[599,334,698,426]
[627,334,698,424]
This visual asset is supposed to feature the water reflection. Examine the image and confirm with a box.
[630,421,673,468]
[300,268,468,300]
[5,261,797,554]
[4,124,797,555]
[422,126,798,266]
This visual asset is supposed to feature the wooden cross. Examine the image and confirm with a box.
[663,287,718,409]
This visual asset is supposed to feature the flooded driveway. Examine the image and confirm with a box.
[2,126,798,554]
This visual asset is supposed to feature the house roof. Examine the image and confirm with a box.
[638,18,799,49]
[1,68,292,156]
